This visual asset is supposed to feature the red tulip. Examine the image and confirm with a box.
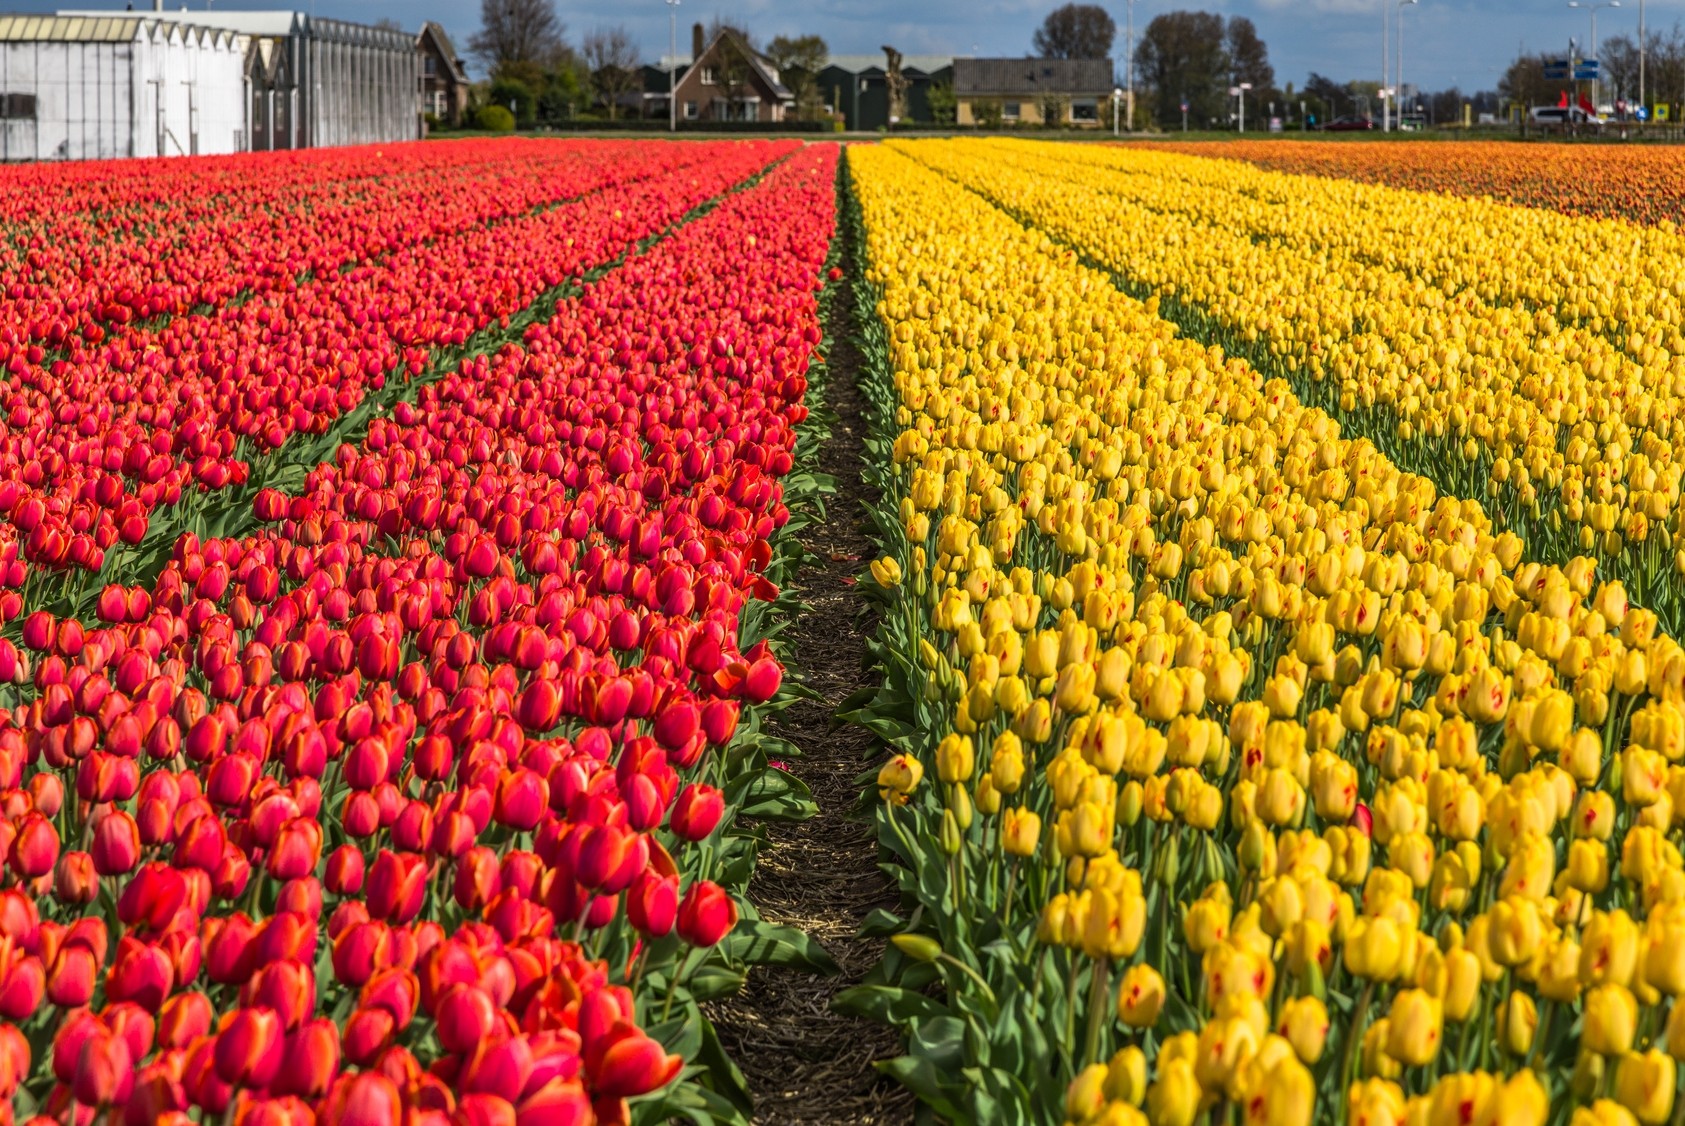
[627,871,678,938]
[214,1005,284,1088]
[9,812,58,878]
[436,982,501,1054]
[325,844,366,895]
[319,1070,402,1126]
[74,1029,134,1106]
[676,880,736,947]
[91,808,142,875]
[46,943,96,1007]
[274,1017,341,1098]
[159,990,215,1049]
[669,783,725,841]
[366,850,429,924]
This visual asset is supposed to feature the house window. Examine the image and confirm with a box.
[684,100,699,119]
[1002,102,1021,120]
[1071,98,1098,121]
[701,67,717,85]
[0,93,36,120]
[424,56,437,76]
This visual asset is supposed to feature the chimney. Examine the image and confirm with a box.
[692,22,704,60]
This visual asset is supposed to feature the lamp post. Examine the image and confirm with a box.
[1237,81,1252,131]
[1381,0,1389,130]
[1568,0,1620,108]
[1123,0,1135,130]
[666,0,680,132]
[1113,86,1123,135]
[1397,0,1418,127]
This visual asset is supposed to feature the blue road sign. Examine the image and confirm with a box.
[1638,106,1650,120]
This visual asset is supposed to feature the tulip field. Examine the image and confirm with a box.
[845,136,1685,1126]
[1138,139,1685,227]
[0,137,843,1125]
[14,127,1685,1126]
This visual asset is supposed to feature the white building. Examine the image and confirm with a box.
[0,14,248,160]
[70,9,422,151]
[0,9,422,161]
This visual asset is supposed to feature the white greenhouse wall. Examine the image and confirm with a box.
[0,27,247,162]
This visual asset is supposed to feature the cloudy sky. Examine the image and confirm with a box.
[29,0,1656,96]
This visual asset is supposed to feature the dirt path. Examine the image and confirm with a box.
[708,205,914,1126]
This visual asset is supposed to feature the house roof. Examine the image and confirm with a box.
[419,21,467,80]
[953,57,1114,96]
[825,54,954,76]
[677,29,791,100]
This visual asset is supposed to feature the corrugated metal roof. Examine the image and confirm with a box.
[826,54,954,76]
[0,14,144,41]
[953,57,1114,96]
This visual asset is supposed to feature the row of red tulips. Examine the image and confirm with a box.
[0,140,839,1126]
[0,141,798,595]
[2,140,650,340]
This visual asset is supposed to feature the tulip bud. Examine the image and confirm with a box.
[676,880,736,947]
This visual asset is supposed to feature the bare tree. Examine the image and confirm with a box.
[1033,3,1116,60]
[583,26,643,121]
[470,0,567,76]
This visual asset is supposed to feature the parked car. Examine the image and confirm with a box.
[1529,105,1603,128]
[1321,115,1376,131]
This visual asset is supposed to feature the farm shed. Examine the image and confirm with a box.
[0,15,247,161]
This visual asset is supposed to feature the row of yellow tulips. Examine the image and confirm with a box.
[847,140,1685,1126]
[881,138,1685,636]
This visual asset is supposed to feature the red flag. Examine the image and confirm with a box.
[1579,93,1596,115]
[1558,89,1570,107]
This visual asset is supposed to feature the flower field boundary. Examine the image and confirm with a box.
[896,141,1685,640]
[15,149,798,632]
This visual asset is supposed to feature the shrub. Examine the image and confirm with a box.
[473,105,516,133]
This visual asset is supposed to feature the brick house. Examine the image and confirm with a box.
[418,22,468,127]
[657,24,792,124]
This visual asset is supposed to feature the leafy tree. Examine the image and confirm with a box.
[928,79,958,125]
[1039,94,1068,127]
[470,0,566,75]
[537,54,591,123]
[583,26,641,120]
[1033,3,1117,60]
[1134,11,1228,129]
[1226,16,1275,106]
[767,34,829,120]
[972,97,1004,127]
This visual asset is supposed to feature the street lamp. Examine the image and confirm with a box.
[1123,0,1135,131]
[1568,0,1620,109]
[666,0,680,132]
[1113,86,1123,135]
[1397,0,1418,128]
[1236,81,1252,131]
[1380,0,1389,130]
